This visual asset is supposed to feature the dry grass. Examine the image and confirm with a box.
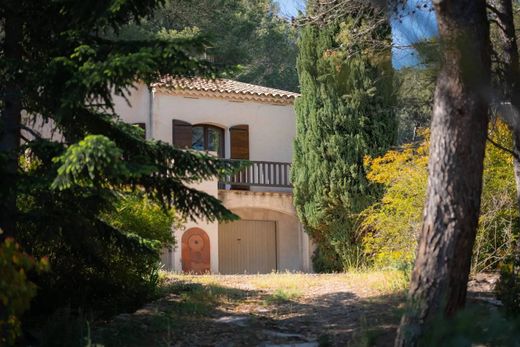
[93,270,411,346]
[91,271,504,347]
[337,270,410,295]
[161,269,410,298]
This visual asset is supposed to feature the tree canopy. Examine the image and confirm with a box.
[292,3,397,271]
[117,0,300,91]
[0,0,240,319]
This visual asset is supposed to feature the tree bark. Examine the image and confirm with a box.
[490,0,520,282]
[0,7,23,241]
[394,0,491,346]
[489,0,520,262]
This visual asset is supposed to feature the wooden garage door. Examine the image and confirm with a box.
[219,220,276,274]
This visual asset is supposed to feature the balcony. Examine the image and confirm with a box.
[221,160,292,188]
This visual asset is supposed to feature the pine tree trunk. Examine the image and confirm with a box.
[394,0,491,345]
[489,0,520,261]
[0,8,23,241]
[494,0,520,204]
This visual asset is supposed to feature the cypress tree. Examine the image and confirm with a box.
[292,9,397,271]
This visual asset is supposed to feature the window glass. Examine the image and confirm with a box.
[191,126,204,151]
[208,127,222,155]
[191,125,224,157]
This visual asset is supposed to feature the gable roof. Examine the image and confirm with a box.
[151,77,300,105]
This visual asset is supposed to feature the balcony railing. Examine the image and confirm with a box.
[222,160,291,188]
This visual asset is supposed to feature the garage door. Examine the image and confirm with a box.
[219,220,276,274]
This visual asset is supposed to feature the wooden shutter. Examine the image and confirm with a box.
[230,125,249,159]
[172,119,192,148]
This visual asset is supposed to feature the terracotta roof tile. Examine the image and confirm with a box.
[152,77,299,104]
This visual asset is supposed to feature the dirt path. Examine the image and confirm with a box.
[92,272,497,347]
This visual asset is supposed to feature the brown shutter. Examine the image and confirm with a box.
[230,124,249,160]
[172,119,192,148]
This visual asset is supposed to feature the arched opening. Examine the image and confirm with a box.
[172,120,225,157]
[181,227,210,274]
[191,124,225,157]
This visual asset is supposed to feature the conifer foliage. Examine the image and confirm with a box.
[0,0,239,315]
[292,6,397,271]
[117,0,300,92]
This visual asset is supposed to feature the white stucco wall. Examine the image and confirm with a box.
[113,83,310,272]
[112,84,150,125]
[113,84,296,194]
[168,178,220,273]
[113,85,295,165]
[153,91,295,164]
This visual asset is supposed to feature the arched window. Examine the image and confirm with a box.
[191,124,225,157]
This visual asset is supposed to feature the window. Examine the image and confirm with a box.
[191,124,224,157]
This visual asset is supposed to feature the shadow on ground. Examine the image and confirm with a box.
[92,280,405,347]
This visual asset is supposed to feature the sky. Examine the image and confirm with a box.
[390,1,438,68]
[274,0,302,18]
[274,0,438,69]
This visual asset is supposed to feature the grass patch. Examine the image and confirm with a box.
[338,269,410,295]
[162,281,250,315]
[249,272,320,294]
[96,313,177,347]
[162,270,409,296]
[93,281,253,346]
[263,287,302,305]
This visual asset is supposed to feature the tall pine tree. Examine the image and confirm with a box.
[292,6,397,271]
[0,0,241,315]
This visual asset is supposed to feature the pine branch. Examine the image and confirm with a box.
[486,135,520,161]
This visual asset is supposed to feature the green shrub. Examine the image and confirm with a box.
[495,250,520,316]
[361,122,519,271]
[16,141,178,322]
[311,244,343,273]
[361,133,428,268]
[19,191,174,317]
[0,238,48,346]
[420,306,520,346]
[101,192,176,248]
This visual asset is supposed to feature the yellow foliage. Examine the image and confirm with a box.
[1,238,48,345]
[361,123,518,270]
[474,120,518,272]
[361,132,429,268]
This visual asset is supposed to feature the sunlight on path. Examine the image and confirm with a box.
[92,271,409,346]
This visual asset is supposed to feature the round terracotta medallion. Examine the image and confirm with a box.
[181,228,210,274]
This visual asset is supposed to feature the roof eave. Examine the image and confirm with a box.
[154,86,298,105]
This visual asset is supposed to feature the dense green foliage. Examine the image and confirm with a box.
[118,0,299,91]
[102,192,176,248]
[361,122,519,272]
[0,0,241,333]
[17,137,171,316]
[292,7,397,271]
[420,306,520,346]
[496,255,520,316]
[0,239,48,345]
[394,67,435,144]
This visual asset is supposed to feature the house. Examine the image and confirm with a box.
[111,77,314,274]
